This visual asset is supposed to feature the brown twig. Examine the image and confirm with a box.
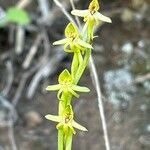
[2,61,14,97]
[17,0,32,9]
[12,64,40,106]
[22,33,43,69]
[134,73,150,83]
[8,120,18,150]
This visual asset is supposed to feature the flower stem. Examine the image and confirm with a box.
[65,130,73,150]
[58,130,64,150]
[58,92,72,150]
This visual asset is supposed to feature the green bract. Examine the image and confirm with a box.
[53,22,93,52]
[46,69,90,99]
[45,105,87,134]
[0,7,30,26]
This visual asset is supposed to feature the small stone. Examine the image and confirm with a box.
[24,111,43,128]
[121,8,133,23]
[138,40,145,48]
[122,42,134,54]
[140,104,147,111]
[146,124,150,132]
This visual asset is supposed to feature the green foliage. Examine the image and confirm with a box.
[0,7,30,27]
[46,0,112,149]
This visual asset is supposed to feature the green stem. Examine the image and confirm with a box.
[58,92,72,150]
[65,130,73,150]
[74,21,94,84]
[58,130,64,150]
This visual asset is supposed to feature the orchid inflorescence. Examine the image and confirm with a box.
[45,0,111,149]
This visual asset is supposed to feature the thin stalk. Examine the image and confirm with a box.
[89,56,110,150]
[15,25,25,55]
[38,0,50,17]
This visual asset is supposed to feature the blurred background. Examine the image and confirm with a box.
[0,0,150,150]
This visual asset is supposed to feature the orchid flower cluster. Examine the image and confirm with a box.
[45,0,111,150]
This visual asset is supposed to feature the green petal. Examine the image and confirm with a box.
[72,85,90,92]
[46,84,60,91]
[77,39,93,49]
[65,22,78,38]
[58,69,72,83]
[72,120,88,131]
[94,12,112,23]
[71,9,89,17]
[53,38,68,45]
[68,88,79,98]
[6,7,30,25]
[57,89,63,100]
[45,115,62,122]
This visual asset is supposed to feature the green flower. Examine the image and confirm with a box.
[53,22,93,52]
[45,105,88,134]
[71,0,112,24]
[46,69,90,99]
